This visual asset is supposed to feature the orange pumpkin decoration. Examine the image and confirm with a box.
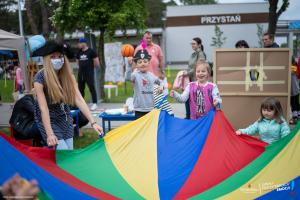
[121,44,134,57]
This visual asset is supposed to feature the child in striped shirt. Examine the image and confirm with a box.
[154,69,174,115]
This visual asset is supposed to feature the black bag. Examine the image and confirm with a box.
[9,95,35,139]
[11,113,34,138]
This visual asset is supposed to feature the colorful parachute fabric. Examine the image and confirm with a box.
[0,109,299,200]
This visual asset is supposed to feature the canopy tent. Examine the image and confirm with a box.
[0,50,14,58]
[0,29,28,89]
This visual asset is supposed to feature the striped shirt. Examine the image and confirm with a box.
[34,69,73,143]
[154,84,174,115]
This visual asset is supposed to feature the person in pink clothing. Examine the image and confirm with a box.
[170,62,222,119]
[134,31,164,77]
[16,66,24,94]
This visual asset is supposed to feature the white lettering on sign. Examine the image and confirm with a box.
[201,15,241,24]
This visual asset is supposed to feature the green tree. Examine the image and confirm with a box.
[50,0,78,40]
[52,0,147,99]
[145,0,165,27]
[0,0,18,33]
[256,24,264,48]
[268,0,289,35]
[211,25,226,48]
[165,0,178,6]
[0,0,16,11]
[25,0,38,34]
[0,0,58,35]
[179,0,216,5]
[23,0,58,35]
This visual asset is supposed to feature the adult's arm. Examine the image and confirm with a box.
[34,82,57,146]
[158,46,164,69]
[93,57,100,68]
[187,66,195,78]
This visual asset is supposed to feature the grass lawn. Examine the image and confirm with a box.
[0,69,180,103]
[0,126,102,149]
[0,80,14,102]
[0,69,180,148]
[83,68,179,104]
[0,127,9,135]
[73,130,99,149]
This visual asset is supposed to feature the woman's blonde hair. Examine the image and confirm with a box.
[43,54,76,105]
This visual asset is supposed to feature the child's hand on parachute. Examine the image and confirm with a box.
[235,130,242,135]
[213,99,220,109]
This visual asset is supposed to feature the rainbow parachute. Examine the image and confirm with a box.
[0,109,299,199]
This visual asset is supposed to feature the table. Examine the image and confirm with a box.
[99,112,136,134]
[104,85,118,99]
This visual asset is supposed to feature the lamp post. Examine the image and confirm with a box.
[18,0,24,36]
[161,11,170,77]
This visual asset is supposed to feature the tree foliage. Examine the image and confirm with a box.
[256,24,264,48]
[0,0,18,33]
[0,0,16,10]
[0,0,58,35]
[145,0,165,27]
[268,0,289,35]
[52,0,147,98]
[211,25,226,48]
[165,0,178,6]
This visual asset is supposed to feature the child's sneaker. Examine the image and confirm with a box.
[90,103,97,111]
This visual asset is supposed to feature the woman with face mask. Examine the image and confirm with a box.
[32,41,103,150]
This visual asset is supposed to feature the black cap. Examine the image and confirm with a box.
[32,41,75,59]
[133,49,151,61]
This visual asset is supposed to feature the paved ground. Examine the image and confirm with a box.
[2,101,294,131]
[0,102,186,129]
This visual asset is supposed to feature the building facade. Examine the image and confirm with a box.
[165,3,269,64]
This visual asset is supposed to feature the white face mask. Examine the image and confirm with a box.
[51,58,64,70]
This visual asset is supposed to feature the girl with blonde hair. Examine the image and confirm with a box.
[32,41,103,150]
[171,61,221,120]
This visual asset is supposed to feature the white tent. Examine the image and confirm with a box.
[0,29,28,89]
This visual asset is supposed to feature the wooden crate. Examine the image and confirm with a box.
[213,48,291,129]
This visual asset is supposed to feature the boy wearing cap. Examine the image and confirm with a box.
[76,38,100,111]
[131,49,160,119]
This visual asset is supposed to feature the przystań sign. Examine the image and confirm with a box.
[166,13,268,27]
